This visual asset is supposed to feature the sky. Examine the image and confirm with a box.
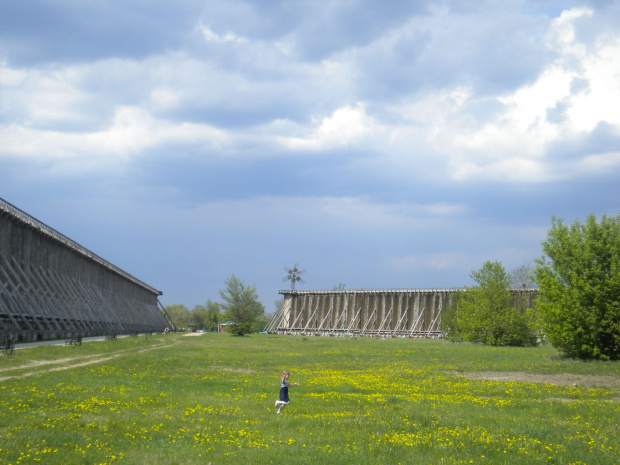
[1,0,619,312]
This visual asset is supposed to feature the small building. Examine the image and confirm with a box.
[218,321,234,333]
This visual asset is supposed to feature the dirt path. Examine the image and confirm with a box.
[0,340,179,381]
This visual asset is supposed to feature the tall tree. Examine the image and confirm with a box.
[534,214,620,360]
[443,261,538,346]
[190,305,208,330]
[164,304,191,330]
[219,275,265,336]
[205,299,221,332]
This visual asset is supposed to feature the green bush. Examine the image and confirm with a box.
[534,214,620,360]
[444,261,538,346]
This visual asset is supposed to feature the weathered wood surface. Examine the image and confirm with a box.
[267,288,538,338]
[0,197,168,341]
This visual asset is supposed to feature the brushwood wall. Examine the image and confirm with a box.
[0,198,168,341]
[266,288,538,337]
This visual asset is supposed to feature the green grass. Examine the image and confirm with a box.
[1,333,619,464]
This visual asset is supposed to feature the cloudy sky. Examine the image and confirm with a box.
[1,0,619,311]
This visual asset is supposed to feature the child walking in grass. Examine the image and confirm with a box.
[274,370,300,414]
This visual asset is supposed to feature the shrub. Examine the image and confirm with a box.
[534,214,620,360]
[444,261,538,346]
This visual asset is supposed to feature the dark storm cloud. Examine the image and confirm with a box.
[348,5,556,101]
[272,0,430,60]
[0,0,202,65]
[547,121,620,161]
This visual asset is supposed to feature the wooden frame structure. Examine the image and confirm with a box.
[265,289,452,338]
[0,197,170,341]
[265,288,539,338]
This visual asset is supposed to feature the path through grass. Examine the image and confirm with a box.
[0,333,619,464]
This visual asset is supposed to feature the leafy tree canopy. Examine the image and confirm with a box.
[219,274,265,336]
[204,300,221,332]
[190,305,207,330]
[444,261,538,347]
[534,214,620,360]
[164,304,190,330]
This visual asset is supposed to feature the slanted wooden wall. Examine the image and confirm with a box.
[0,198,168,341]
[265,288,538,338]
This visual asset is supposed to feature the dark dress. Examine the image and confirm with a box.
[279,380,290,403]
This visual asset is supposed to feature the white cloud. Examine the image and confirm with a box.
[580,150,620,174]
[0,64,27,86]
[279,103,384,150]
[0,63,93,127]
[198,24,246,43]
[567,37,620,131]
[3,3,619,189]
[398,6,620,184]
[149,88,182,109]
[549,7,593,51]
[0,106,227,161]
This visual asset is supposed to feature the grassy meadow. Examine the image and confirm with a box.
[0,333,619,465]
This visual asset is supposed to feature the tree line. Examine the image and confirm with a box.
[164,274,270,336]
[164,213,619,360]
[444,213,620,360]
